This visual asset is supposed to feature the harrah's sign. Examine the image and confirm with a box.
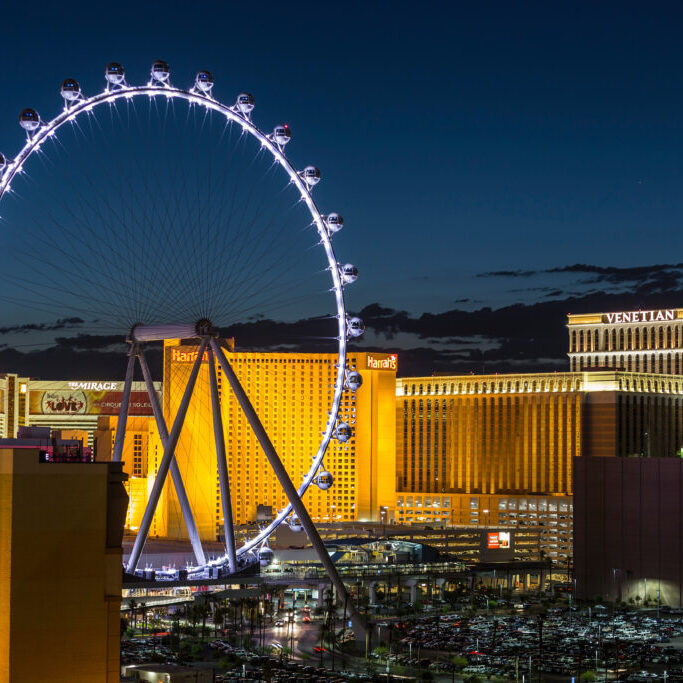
[171,348,210,363]
[603,309,676,324]
[366,354,397,371]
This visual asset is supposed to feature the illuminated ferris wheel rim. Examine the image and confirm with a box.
[0,64,366,573]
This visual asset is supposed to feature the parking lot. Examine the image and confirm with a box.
[395,606,683,679]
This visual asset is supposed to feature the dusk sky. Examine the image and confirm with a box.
[3,1,683,377]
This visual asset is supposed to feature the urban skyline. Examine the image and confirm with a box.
[3,6,683,681]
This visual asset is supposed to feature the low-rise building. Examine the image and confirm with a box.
[0,440,128,681]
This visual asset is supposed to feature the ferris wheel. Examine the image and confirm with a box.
[0,61,366,623]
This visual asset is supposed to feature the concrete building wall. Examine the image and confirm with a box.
[574,455,683,606]
[0,448,127,682]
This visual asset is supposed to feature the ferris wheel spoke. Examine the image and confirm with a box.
[17,141,137,313]
[37,125,157,322]
[0,70,354,597]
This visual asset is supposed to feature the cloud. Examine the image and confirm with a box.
[0,317,84,335]
[479,262,683,290]
[53,334,127,350]
[478,269,537,278]
[0,346,162,381]
[4,264,683,379]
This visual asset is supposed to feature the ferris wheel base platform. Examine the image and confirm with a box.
[122,557,260,589]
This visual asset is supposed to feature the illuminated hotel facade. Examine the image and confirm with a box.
[376,310,683,567]
[0,374,29,439]
[108,343,397,539]
[568,307,683,373]
[392,373,578,562]
[7,306,683,567]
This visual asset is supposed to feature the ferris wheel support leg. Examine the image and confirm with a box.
[126,338,208,574]
[137,346,207,567]
[112,345,136,462]
[207,346,237,573]
[210,338,368,639]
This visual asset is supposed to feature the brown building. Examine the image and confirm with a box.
[574,455,683,606]
[0,443,128,681]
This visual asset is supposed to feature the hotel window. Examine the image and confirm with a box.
[133,434,143,477]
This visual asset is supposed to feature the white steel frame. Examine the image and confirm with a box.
[0,73,362,609]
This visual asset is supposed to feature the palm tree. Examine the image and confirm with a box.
[213,606,226,638]
[140,601,147,633]
[128,598,138,632]
[199,602,211,641]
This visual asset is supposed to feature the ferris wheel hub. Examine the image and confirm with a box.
[129,319,216,342]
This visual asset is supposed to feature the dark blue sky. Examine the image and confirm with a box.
[4,1,683,377]
[2,1,683,311]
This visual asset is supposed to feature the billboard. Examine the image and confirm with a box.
[487,531,511,550]
[29,388,156,416]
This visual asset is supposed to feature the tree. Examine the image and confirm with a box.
[581,671,597,682]
[451,655,468,683]
[213,606,227,637]
[140,601,147,633]
[128,598,138,631]
[372,646,388,662]
[120,616,129,636]
[365,659,379,681]
[197,602,211,641]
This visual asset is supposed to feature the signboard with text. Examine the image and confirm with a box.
[366,353,398,371]
[29,389,156,416]
[602,309,676,324]
[487,531,511,550]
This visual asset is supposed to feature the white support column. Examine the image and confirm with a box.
[210,338,368,638]
[137,347,206,567]
[126,338,208,574]
[112,347,136,462]
[208,346,237,573]
[369,581,377,604]
[407,580,418,604]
